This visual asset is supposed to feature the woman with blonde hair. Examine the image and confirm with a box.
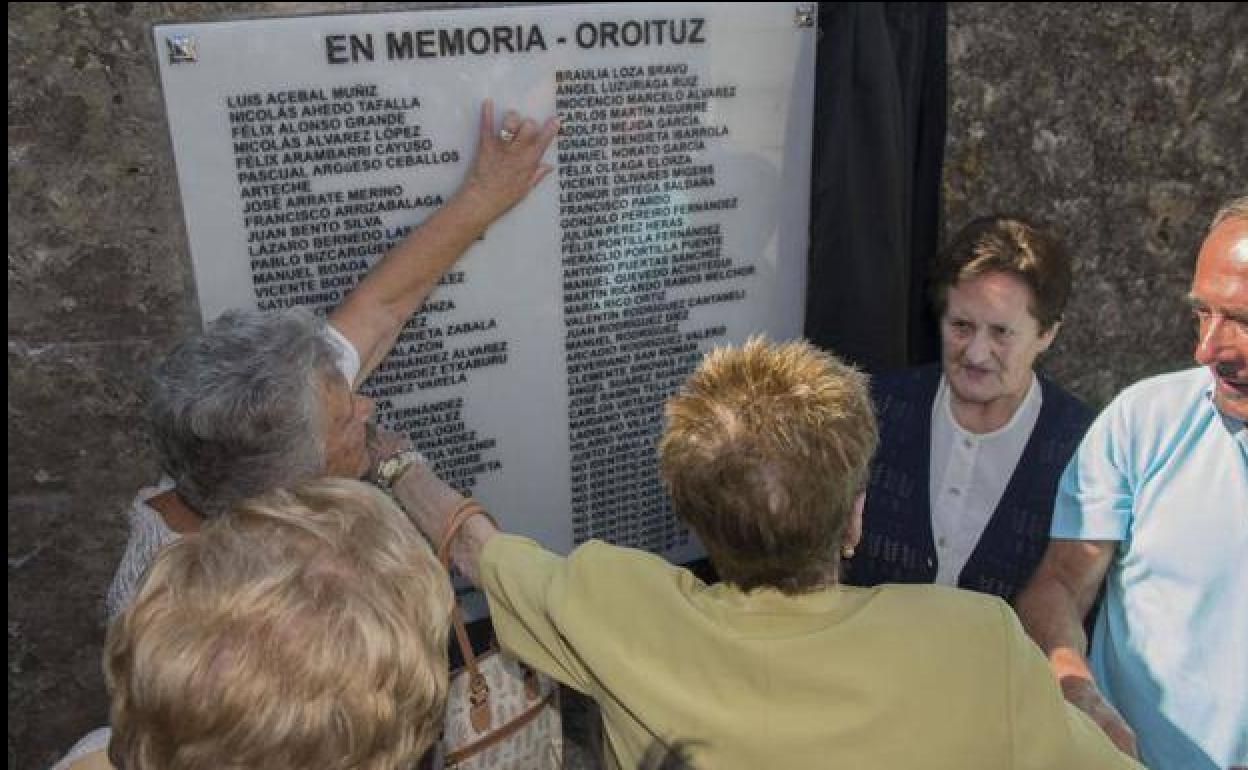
[56,478,452,770]
[394,337,1140,769]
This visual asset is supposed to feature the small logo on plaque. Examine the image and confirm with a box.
[166,35,198,64]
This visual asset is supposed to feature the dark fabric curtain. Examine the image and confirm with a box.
[806,2,947,373]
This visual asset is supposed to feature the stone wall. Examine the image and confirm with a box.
[8,3,1246,767]
[945,3,1246,403]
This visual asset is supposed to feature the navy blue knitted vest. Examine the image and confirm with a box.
[845,364,1093,602]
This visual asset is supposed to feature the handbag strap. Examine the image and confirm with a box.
[437,498,501,731]
[437,498,496,567]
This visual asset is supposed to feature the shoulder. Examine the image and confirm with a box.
[1097,367,1212,434]
[124,483,177,543]
[870,364,941,424]
[566,539,683,582]
[860,586,1027,670]
[1063,367,1215,483]
[1114,366,1209,407]
[49,728,113,770]
[563,541,708,616]
[108,486,181,620]
[1037,375,1092,419]
[870,363,940,398]
[484,535,681,589]
[867,583,1012,636]
[1035,375,1096,440]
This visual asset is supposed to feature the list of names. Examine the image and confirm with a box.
[555,62,753,550]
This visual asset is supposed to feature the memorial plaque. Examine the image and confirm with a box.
[154,3,815,581]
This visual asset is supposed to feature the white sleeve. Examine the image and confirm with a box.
[48,727,112,770]
[323,322,362,387]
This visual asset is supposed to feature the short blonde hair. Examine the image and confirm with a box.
[104,479,453,770]
[659,337,878,592]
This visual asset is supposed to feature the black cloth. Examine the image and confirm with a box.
[806,3,947,372]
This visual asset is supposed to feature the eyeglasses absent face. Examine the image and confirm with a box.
[940,270,1058,416]
[1190,218,1248,421]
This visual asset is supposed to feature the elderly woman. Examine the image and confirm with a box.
[393,337,1138,769]
[106,101,558,617]
[54,479,453,770]
[846,216,1093,601]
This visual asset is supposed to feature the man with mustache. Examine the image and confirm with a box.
[1017,196,1248,770]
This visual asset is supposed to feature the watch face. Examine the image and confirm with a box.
[378,452,416,486]
[380,458,401,484]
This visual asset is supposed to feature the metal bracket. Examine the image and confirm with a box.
[166,35,197,64]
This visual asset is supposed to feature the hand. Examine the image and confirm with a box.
[455,99,559,223]
[1061,677,1139,759]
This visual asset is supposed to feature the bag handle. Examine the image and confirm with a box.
[437,498,500,733]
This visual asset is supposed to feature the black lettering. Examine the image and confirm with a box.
[387,31,414,59]
[690,18,706,44]
[575,22,597,48]
[493,25,514,53]
[621,21,643,46]
[417,29,437,57]
[600,21,620,47]
[350,33,375,62]
[467,27,491,55]
[326,35,349,64]
[439,28,465,56]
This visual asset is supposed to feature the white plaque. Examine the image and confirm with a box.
[154,3,815,574]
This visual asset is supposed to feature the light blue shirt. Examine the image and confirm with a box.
[1052,367,1248,770]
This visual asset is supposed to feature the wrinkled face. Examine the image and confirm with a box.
[941,271,1058,412]
[319,371,374,479]
[1190,218,1248,421]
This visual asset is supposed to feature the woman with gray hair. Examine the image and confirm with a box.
[106,100,558,617]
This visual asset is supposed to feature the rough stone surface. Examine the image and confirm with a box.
[945,2,1247,406]
[7,3,1246,768]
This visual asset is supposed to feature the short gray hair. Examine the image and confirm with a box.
[149,308,341,517]
[1210,195,1248,230]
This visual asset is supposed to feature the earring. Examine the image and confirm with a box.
[841,545,855,559]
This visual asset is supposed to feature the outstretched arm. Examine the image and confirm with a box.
[1016,539,1137,758]
[330,99,559,384]
[390,456,498,585]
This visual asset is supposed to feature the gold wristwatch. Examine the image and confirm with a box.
[373,449,424,489]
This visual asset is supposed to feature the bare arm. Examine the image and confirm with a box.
[330,99,559,383]
[390,457,498,585]
[1016,539,1138,758]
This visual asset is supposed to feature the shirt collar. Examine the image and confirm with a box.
[937,371,1042,440]
[1199,369,1247,447]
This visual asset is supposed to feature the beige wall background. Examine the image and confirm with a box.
[8,3,1246,767]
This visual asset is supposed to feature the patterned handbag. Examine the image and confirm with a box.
[433,500,563,769]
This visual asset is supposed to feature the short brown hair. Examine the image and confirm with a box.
[659,337,878,593]
[930,216,1071,331]
[104,479,453,770]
